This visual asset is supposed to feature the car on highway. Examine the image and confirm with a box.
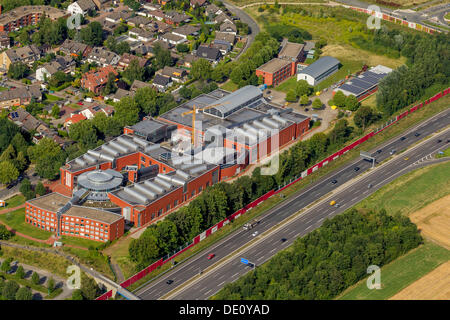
[376,149,382,154]
[390,149,396,155]
[404,157,409,160]
[368,184,372,188]
[437,139,442,143]
[281,238,287,242]
[166,279,174,285]
[207,253,215,260]
[252,231,258,237]
[415,132,420,137]
[330,200,336,206]
[354,166,360,172]
[400,137,406,141]
[331,179,338,184]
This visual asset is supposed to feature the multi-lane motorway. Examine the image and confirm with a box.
[135,107,450,300]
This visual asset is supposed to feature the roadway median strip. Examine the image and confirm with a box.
[160,125,450,300]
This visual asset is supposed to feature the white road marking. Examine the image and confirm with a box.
[351,196,359,202]
[306,225,312,231]
[232,273,239,277]
[257,256,264,261]
[218,281,225,287]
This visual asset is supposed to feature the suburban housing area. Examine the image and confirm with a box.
[0,0,448,304]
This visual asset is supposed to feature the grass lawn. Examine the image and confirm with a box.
[361,94,377,108]
[103,235,136,279]
[220,80,239,92]
[0,208,52,240]
[338,242,450,300]
[356,161,450,216]
[62,247,114,280]
[43,93,62,102]
[61,235,103,249]
[0,194,26,210]
[274,76,297,94]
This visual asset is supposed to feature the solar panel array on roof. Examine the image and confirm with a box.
[335,66,392,98]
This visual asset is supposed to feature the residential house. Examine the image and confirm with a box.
[129,28,155,42]
[1,45,42,70]
[213,32,235,54]
[81,104,115,119]
[118,53,149,71]
[190,0,207,7]
[0,31,10,50]
[8,107,48,133]
[111,88,133,102]
[215,13,233,25]
[81,65,118,94]
[105,11,133,24]
[36,56,76,82]
[92,0,111,10]
[87,47,120,67]
[195,45,222,63]
[159,66,187,83]
[164,11,191,26]
[172,25,200,40]
[127,16,152,28]
[98,18,116,35]
[64,113,87,127]
[130,79,153,92]
[182,54,199,68]
[0,85,42,109]
[152,74,172,92]
[67,0,97,16]
[143,3,161,11]
[59,39,92,58]
[219,21,237,34]
[206,4,222,17]
[159,33,186,46]
[147,10,165,21]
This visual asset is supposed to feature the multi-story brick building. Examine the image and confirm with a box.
[255,58,295,86]
[25,193,124,242]
[0,5,66,32]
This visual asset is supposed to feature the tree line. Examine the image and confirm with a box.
[213,208,422,300]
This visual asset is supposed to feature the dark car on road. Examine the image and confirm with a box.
[400,137,406,141]
[376,149,382,154]
[437,139,442,143]
[281,238,287,242]
[166,280,174,285]
[354,167,360,172]
[331,179,338,184]
[415,132,420,137]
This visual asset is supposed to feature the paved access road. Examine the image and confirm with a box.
[135,107,450,300]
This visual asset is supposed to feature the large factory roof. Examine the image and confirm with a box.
[334,65,392,97]
[298,56,340,79]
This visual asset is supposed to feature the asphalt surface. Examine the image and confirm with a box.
[335,0,449,31]
[135,107,450,300]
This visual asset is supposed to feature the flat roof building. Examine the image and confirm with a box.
[256,58,296,86]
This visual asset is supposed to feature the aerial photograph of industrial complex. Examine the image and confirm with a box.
[0,0,448,313]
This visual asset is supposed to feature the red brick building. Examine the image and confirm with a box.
[255,58,295,86]
[81,65,118,95]
[0,5,66,32]
[25,193,124,242]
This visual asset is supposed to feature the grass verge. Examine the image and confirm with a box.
[0,194,25,211]
[0,208,52,240]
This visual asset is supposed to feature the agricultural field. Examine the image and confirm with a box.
[389,261,450,300]
[409,194,450,249]
[338,242,450,300]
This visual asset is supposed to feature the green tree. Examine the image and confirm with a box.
[0,144,16,163]
[153,43,173,69]
[80,21,104,46]
[19,178,35,200]
[354,105,376,130]
[51,105,60,119]
[190,58,213,81]
[295,80,313,97]
[47,277,55,293]
[7,62,29,80]
[122,59,147,84]
[27,138,66,180]
[114,96,140,127]
[72,289,84,300]
[80,276,101,300]
[15,151,27,172]
[35,181,46,197]
[31,272,40,285]
[176,43,189,53]
[1,257,12,272]
[102,72,117,95]
[2,280,19,300]
[299,95,309,106]
[68,120,98,150]
[0,161,19,185]
[0,225,12,240]
[285,90,297,102]
[312,98,322,109]
[332,91,346,108]
[15,286,33,300]
[15,266,25,279]
[345,95,360,111]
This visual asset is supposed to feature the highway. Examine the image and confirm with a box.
[135,107,450,300]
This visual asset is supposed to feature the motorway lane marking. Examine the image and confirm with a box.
[257,256,264,261]
[205,289,212,296]
[305,225,312,231]
[270,248,277,253]
[232,272,239,277]
[351,196,358,202]
[318,218,324,223]
[218,281,225,287]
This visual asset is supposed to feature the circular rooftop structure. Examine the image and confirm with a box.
[77,169,124,192]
